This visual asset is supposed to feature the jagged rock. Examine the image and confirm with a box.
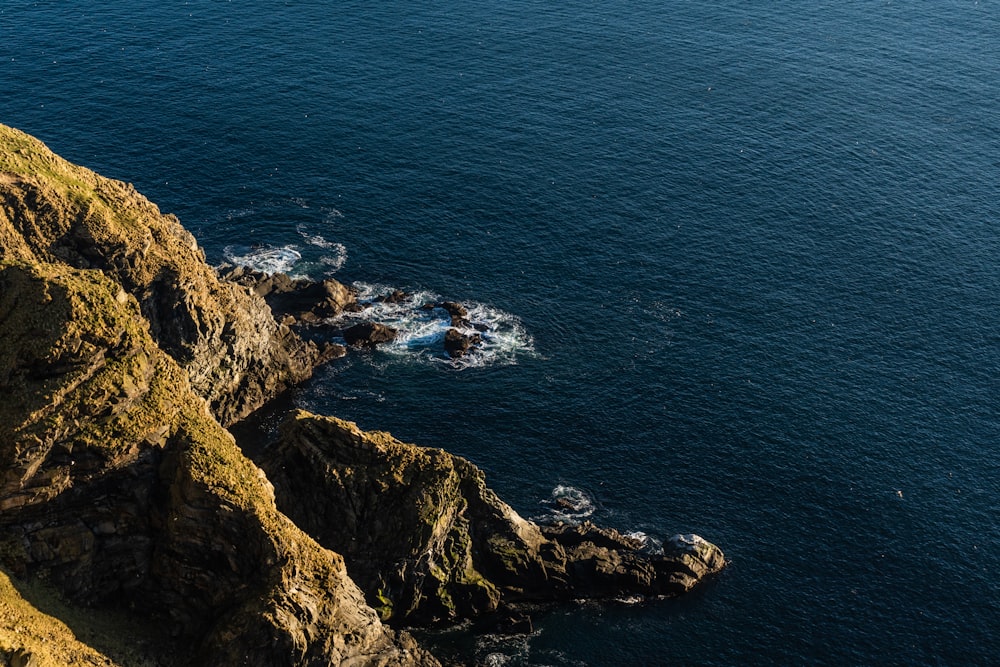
[343,322,398,348]
[0,263,437,666]
[261,412,726,625]
[443,328,481,359]
[0,128,439,666]
[220,265,357,324]
[0,125,325,426]
[374,290,410,304]
[437,301,468,327]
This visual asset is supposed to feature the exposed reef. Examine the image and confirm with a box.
[0,124,724,665]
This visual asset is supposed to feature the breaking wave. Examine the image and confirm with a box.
[343,282,535,369]
[223,237,347,277]
[534,485,596,525]
[223,244,302,275]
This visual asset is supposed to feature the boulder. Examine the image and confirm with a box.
[343,322,398,348]
[437,301,469,326]
[444,328,482,359]
[374,290,411,304]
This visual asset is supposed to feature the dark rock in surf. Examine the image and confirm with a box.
[374,290,411,304]
[220,265,357,324]
[438,301,469,327]
[344,322,398,348]
[444,328,481,359]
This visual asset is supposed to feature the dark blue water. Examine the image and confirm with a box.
[4,2,1000,664]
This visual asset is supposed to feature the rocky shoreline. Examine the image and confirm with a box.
[0,124,724,666]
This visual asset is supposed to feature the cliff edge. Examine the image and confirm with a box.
[0,124,335,426]
[0,125,723,665]
[0,126,436,666]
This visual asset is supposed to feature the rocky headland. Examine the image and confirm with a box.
[0,124,724,666]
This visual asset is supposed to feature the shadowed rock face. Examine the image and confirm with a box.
[0,126,438,666]
[262,412,726,625]
[0,123,723,665]
[0,263,437,666]
[0,125,326,427]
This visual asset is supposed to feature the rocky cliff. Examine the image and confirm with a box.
[0,126,435,666]
[0,261,435,666]
[0,125,723,665]
[262,412,726,627]
[0,124,336,427]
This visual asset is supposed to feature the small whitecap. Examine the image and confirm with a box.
[321,206,344,220]
[534,485,596,525]
[223,244,301,275]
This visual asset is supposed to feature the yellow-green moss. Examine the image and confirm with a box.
[0,569,120,667]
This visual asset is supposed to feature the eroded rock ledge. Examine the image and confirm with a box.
[262,412,726,627]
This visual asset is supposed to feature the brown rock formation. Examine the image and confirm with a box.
[0,125,326,426]
[343,322,398,348]
[0,262,436,666]
[261,412,726,626]
[0,126,438,666]
[0,123,724,664]
[220,265,357,326]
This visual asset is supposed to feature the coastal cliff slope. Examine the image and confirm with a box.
[0,127,436,666]
[0,125,723,665]
[0,124,329,427]
[263,411,726,625]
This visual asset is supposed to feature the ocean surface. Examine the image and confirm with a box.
[3,1,999,664]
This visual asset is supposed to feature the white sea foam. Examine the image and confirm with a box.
[223,244,302,275]
[534,485,596,525]
[475,631,534,667]
[318,248,348,272]
[625,530,664,554]
[321,206,344,221]
[341,283,534,369]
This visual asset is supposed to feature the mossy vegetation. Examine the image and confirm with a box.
[0,568,121,667]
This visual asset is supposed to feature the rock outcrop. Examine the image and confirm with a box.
[262,412,726,626]
[219,265,358,327]
[343,322,399,348]
[0,124,723,665]
[0,126,438,666]
[0,262,436,666]
[0,125,329,426]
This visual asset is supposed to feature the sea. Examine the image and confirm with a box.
[3,1,999,665]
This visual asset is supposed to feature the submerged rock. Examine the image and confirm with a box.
[262,412,726,625]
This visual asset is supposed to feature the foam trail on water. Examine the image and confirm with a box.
[343,283,535,369]
[223,244,302,275]
[534,485,596,525]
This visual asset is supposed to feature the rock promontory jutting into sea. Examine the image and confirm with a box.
[0,124,724,666]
